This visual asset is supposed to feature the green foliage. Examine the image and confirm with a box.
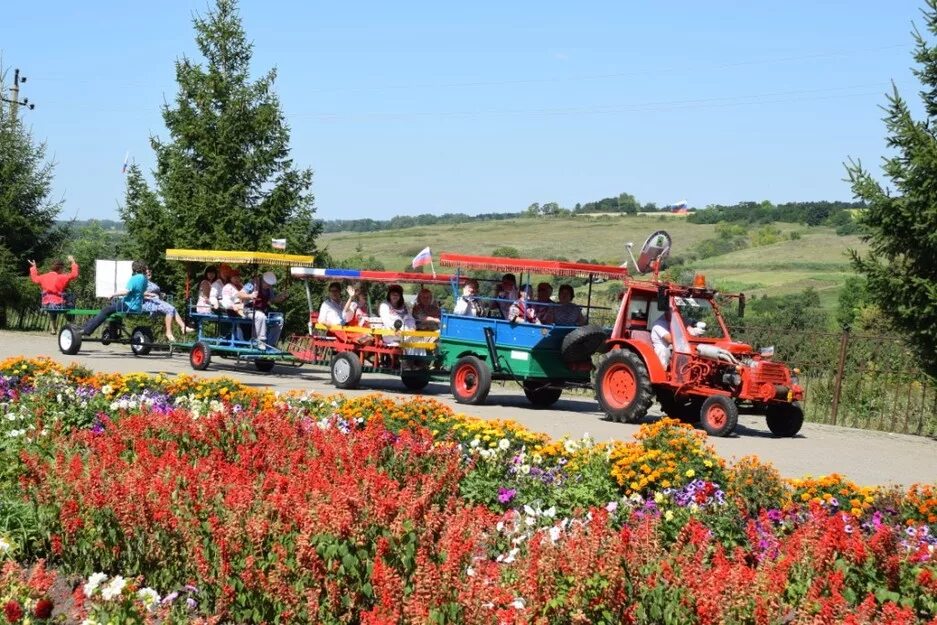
[836,275,869,329]
[845,1,937,379]
[751,224,783,247]
[120,0,319,289]
[0,70,64,323]
[491,246,520,258]
[689,200,864,226]
[745,287,827,331]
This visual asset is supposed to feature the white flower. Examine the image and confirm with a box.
[84,572,108,597]
[81,618,101,625]
[542,506,556,518]
[137,587,161,610]
[523,505,537,517]
[503,547,519,563]
[511,597,526,609]
[0,536,11,554]
[519,464,531,475]
[101,575,127,601]
[466,566,475,577]
[469,438,480,448]
[689,503,700,514]
[548,526,562,543]
[101,385,113,396]
[563,439,579,454]
[496,521,505,532]
[498,438,510,450]
[605,501,619,513]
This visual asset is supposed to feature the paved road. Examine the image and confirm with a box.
[2,330,935,486]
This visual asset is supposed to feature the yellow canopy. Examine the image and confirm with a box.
[165,249,315,267]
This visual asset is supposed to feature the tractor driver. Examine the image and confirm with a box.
[650,309,673,370]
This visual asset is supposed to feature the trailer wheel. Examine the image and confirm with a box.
[450,355,491,405]
[595,350,653,423]
[523,381,563,407]
[401,370,431,392]
[254,358,275,373]
[331,352,362,389]
[700,396,739,437]
[560,324,606,362]
[190,341,212,371]
[130,326,153,356]
[766,401,804,437]
[58,325,82,355]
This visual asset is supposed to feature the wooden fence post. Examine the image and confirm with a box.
[830,327,850,426]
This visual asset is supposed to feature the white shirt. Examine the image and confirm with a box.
[453,295,481,316]
[209,278,224,307]
[318,298,347,327]
[650,316,672,349]
[220,283,242,310]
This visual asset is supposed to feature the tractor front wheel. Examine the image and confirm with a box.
[595,350,653,423]
[766,401,804,437]
[700,396,739,437]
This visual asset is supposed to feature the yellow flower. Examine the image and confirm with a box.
[685,469,695,478]
[703,459,713,468]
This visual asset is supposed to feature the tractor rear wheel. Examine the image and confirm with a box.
[700,396,739,437]
[450,355,491,405]
[766,401,804,437]
[595,350,653,423]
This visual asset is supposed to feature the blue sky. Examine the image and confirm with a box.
[0,1,926,221]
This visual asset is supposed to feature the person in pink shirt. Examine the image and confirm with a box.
[28,255,79,335]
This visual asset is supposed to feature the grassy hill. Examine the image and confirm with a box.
[318,214,865,309]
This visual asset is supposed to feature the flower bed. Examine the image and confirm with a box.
[0,356,936,624]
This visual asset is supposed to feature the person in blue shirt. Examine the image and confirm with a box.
[80,260,149,336]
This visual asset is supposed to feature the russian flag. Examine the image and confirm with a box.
[271,238,286,250]
[411,246,432,269]
[121,151,129,174]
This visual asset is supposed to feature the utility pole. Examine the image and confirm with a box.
[2,68,36,120]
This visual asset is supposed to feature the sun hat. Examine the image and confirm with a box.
[262,271,277,286]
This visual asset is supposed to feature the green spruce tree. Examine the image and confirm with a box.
[0,68,64,326]
[121,0,319,280]
[846,0,937,378]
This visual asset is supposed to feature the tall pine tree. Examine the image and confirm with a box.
[0,68,64,326]
[846,0,937,378]
[121,0,319,279]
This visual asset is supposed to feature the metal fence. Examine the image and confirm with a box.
[730,324,937,438]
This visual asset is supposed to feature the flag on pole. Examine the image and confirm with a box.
[121,151,130,174]
[271,238,286,250]
[411,246,432,269]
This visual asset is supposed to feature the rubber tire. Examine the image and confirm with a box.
[331,352,363,389]
[560,324,607,362]
[594,350,654,423]
[450,355,492,405]
[523,381,563,407]
[190,341,211,371]
[130,326,153,356]
[700,396,739,437]
[100,327,113,346]
[656,389,702,423]
[58,325,82,355]
[401,370,431,392]
[765,401,804,437]
[255,359,275,373]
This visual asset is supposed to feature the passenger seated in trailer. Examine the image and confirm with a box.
[343,283,369,327]
[412,288,441,331]
[221,270,248,317]
[143,267,192,342]
[551,284,587,326]
[532,281,555,324]
[318,282,350,327]
[379,284,416,346]
[507,285,541,324]
[453,279,482,316]
[28,254,79,335]
[493,273,519,319]
[80,260,148,336]
[244,271,286,349]
[196,266,219,313]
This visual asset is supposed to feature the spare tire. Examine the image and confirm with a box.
[560,324,606,362]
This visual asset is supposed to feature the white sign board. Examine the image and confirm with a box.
[95,260,134,298]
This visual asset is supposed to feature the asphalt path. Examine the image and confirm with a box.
[2,329,936,486]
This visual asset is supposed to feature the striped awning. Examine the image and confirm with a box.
[439,253,630,280]
[290,267,461,285]
[165,249,315,267]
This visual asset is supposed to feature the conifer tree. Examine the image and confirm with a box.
[846,0,937,378]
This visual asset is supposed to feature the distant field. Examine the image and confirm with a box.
[318,215,866,309]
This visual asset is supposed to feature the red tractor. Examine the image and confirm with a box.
[594,272,805,437]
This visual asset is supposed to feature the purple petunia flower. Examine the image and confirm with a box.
[497,487,517,504]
